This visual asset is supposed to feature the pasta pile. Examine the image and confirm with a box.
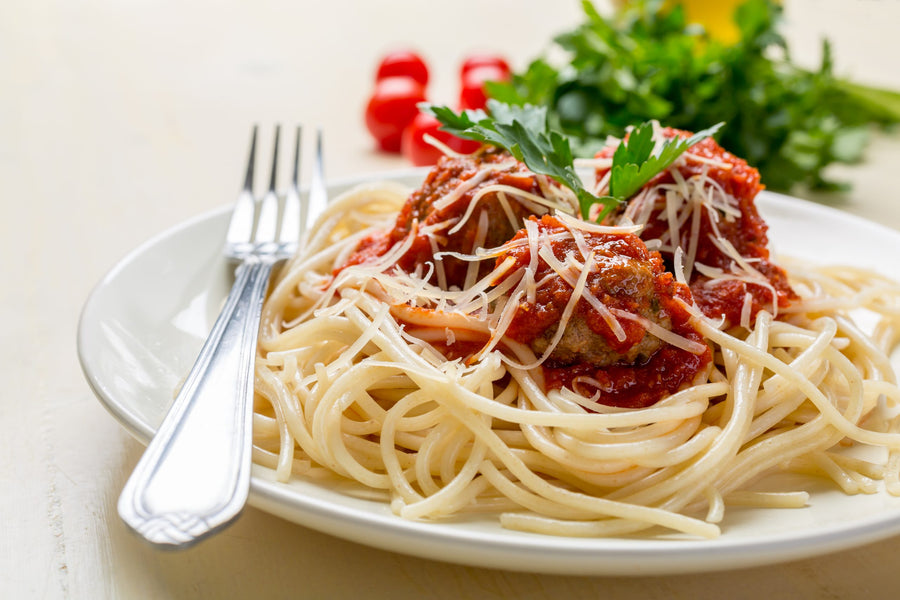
[251,181,900,538]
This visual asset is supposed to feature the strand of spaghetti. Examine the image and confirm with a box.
[400,436,488,519]
[252,412,279,439]
[262,244,353,331]
[698,319,900,448]
[521,412,702,468]
[255,367,297,481]
[517,423,641,475]
[439,401,485,485]
[480,372,714,428]
[737,318,838,440]
[413,420,463,497]
[835,315,898,384]
[308,357,422,484]
[885,416,900,496]
[255,357,338,471]
[742,380,821,444]
[380,392,445,503]
[723,491,809,508]
[551,415,706,462]
[812,452,873,494]
[704,486,725,523]
[504,444,656,490]
[462,406,721,535]
[432,476,500,515]
[477,462,614,521]
[478,461,646,523]
[497,511,697,537]
[696,328,887,495]
[302,182,407,258]
[864,380,900,406]
[713,418,840,496]
[827,453,887,480]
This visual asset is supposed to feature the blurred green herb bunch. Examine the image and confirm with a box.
[489,0,900,192]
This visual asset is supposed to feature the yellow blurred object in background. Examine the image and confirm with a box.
[664,0,742,44]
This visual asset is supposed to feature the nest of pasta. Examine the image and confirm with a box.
[251,130,900,538]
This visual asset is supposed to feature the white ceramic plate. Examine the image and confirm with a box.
[78,172,900,576]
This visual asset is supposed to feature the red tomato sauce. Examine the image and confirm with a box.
[337,230,392,272]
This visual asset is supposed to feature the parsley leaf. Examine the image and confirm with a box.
[424,100,609,220]
[609,121,723,200]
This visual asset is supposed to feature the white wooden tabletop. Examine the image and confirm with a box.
[3,1,900,597]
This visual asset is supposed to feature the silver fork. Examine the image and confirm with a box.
[118,125,326,547]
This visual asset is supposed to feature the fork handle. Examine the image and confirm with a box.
[118,257,276,547]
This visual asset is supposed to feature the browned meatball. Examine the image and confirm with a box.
[389,146,559,288]
[496,215,710,408]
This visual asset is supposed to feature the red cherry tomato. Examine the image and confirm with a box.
[402,113,481,166]
[365,76,427,153]
[460,54,511,80]
[458,65,510,111]
[376,50,429,87]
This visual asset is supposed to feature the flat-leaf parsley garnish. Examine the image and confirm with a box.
[425,100,721,221]
[608,121,723,201]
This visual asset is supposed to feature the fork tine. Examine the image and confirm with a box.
[290,125,302,186]
[243,126,257,192]
[255,125,281,244]
[279,126,302,247]
[226,126,258,252]
[267,126,280,193]
[307,128,328,227]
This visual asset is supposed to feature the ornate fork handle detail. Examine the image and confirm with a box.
[118,258,275,547]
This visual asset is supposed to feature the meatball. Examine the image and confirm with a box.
[496,215,710,408]
[595,127,796,328]
[390,146,562,288]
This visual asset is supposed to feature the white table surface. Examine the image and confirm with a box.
[4,1,900,597]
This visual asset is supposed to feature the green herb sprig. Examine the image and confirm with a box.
[425,100,605,217]
[607,121,723,201]
[424,100,721,221]
[488,0,900,193]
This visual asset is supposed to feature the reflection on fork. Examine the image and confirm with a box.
[117,125,326,548]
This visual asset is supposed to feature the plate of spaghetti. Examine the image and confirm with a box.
[79,124,900,575]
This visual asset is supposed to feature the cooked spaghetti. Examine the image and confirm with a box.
[251,130,900,538]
